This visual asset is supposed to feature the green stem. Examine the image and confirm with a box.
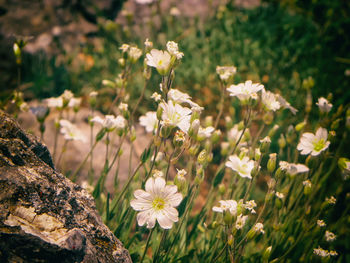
[141,228,154,263]
[71,139,99,182]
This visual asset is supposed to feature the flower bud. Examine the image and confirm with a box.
[278,134,286,149]
[260,136,271,153]
[305,91,312,113]
[188,119,200,138]
[223,210,234,225]
[218,184,226,195]
[130,126,136,142]
[267,153,277,173]
[102,79,116,88]
[255,148,262,162]
[263,111,274,125]
[262,246,272,261]
[118,58,125,67]
[160,125,173,138]
[268,124,279,138]
[189,145,199,156]
[295,121,306,132]
[211,130,221,144]
[197,149,207,165]
[173,130,185,148]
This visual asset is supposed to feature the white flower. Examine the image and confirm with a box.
[297,127,330,156]
[176,169,187,179]
[275,94,298,115]
[152,169,164,178]
[89,91,98,98]
[91,115,126,131]
[135,0,155,4]
[279,161,309,175]
[313,247,330,257]
[261,90,280,111]
[325,196,336,205]
[316,97,332,113]
[244,200,257,214]
[170,7,181,16]
[329,250,338,257]
[198,126,215,139]
[68,97,82,109]
[253,223,265,234]
[227,80,264,101]
[166,41,184,59]
[45,97,63,108]
[118,103,128,111]
[146,49,172,75]
[151,92,162,102]
[317,219,326,227]
[59,120,86,142]
[216,66,237,81]
[303,180,312,188]
[130,177,182,229]
[226,155,255,179]
[144,38,153,49]
[228,125,244,143]
[275,192,284,199]
[139,112,158,133]
[61,90,74,102]
[325,231,336,242]
[235,214,248,230]
[212,200,237,215]
[160,100,192,133]
[128,46,142,63]
[119,44,130,52]
[168,89,202,109]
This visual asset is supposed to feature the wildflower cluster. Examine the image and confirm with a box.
[8,37,347,263]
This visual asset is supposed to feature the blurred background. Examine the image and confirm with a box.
[1,0,349,113]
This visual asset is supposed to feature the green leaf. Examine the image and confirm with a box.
[141,147,152,163]
[95,128,106,142]
[213,168,225,187]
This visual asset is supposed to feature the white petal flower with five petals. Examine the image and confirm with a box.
[226,155,255,179]
[297,127,330,156]
[130,177,183,229]
[227,80,264,101]
[146,49,171,75]
[160,100,192,133]
[212,200,238,215]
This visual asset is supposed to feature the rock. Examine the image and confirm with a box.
[0,110,132,263]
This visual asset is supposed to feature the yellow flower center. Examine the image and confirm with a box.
[152,197,165,211]
[313,139,325,152]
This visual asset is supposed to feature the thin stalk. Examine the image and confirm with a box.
[213,81,226,130]
[56,140,68,170]
[71,139,99,182]
[153,230,167,263]
[52,110,63,162]
[140,228,154,263]
[211,243,228,263]
[164,186,199,262]
[110,161,143,213]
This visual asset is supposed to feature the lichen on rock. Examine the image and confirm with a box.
[0,110,132,263]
